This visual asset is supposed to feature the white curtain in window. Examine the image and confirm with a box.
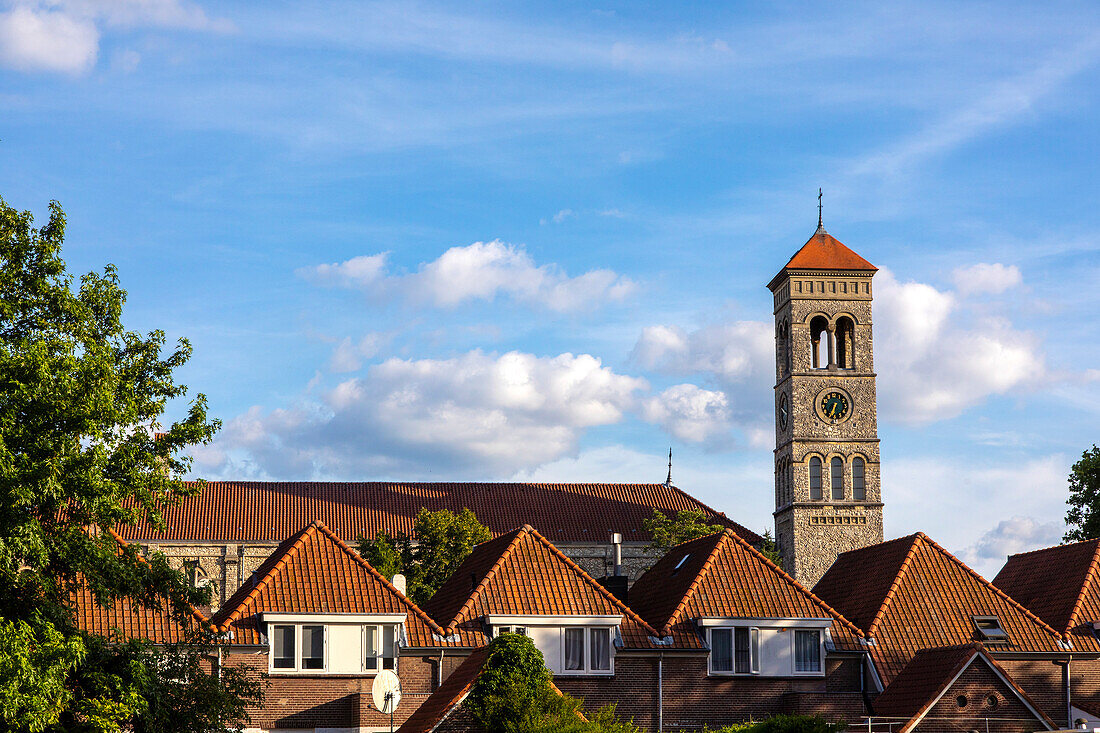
[273,625,295,668]
[301,625,324,669]
[795,630,821,672]
[564,628,585,670]
[364,625,379,670]
[590,628,610,671]
[711,629,732,672]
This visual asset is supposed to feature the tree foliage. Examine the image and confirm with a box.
[694,715,846,733]
[643,509,725,552]
[468,633,640,733]
[1065,445,1100,542]
[759,529,781,564]
[0,197,260,731]
[358,507,491,605]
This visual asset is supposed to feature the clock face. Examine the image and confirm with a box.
[819,391,850,423]
[778,393,789,430]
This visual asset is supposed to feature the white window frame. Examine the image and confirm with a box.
[699,618,829,678]
[262,613,406,676]
[267,622,328,673]
[793,628,824,674]
[558,626,615,676]
[362,623,400,674]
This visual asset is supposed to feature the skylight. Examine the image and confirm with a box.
[673,554,691,573]
[972,616,1009,643]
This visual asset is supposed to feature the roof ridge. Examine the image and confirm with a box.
[310,521,447,637]
[216,522,317,632]
[867,534,923,637]
[443,528,526,634]
[524,526,660,637]
[918,533,1066,641]
[1006,537,1100,558]
[661,532,727,635]
[106,528,209,628]
[1065,542,1100,633]
[720,529,868,639]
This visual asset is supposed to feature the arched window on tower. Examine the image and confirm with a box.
[810,316,829,369]
[853,457,866,501]
[836,317,855,370]
[809,457,823,500]
[831,457,844,500]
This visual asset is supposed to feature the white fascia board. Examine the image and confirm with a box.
[696,617,833,629]
[485,615,622,627]
[260,613,407,624]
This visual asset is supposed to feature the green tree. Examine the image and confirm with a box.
[0,197,260,731]
[692,715,845,733]
[358,507,492,605]
[759,529,781,564]
[1065,445,1100,542]
[468,634,640,733]
[643,508,725,552]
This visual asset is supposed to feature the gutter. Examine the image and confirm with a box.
[658,652,663,733]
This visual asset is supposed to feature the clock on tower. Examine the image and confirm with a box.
[768,219,884,588]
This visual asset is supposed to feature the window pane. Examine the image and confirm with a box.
[750,627,760,673]
[301,625,324,670]
[831,457,843,499]
[564,628,585,671]
[273,625,295,669]
[734,627,751,674]
[364,625,378,670]
[809,458,822,500]
[795,630,821,672]
[590,628,610,671]
[711,629,732,672]
[382,625,396,670]
[853,458,866,500]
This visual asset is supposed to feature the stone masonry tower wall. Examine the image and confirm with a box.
[768,225,884,588]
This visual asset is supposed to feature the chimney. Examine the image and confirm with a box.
[598,532,628,604]
[391,574,407,596]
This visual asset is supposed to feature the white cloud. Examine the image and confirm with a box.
[0,6,97,73]
[632,321,773,385]
[875,267,1045,423]
[198,350,647,479]
[328,333,385,373]
[952,262,1022,296]
[958,516,1064,575]
[551,208,574,224]
[300,240,636,312]
[0,0,229,74]
[640,384,732,445]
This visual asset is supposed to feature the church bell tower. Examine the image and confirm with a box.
[769,217,884,588]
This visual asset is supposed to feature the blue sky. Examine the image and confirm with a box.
[2,0,1099,578]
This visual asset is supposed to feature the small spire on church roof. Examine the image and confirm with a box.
[665,447,673,487]
[817,188,825,231]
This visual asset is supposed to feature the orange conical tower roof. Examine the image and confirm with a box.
[768,224,876,290]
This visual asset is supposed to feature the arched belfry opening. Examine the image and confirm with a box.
[835,316,855,370]
[809,316,829,369]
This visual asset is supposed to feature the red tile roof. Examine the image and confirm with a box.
[422,525,660,648]
[117,481,760,545]
[993,538,1100,650]
[395,647,489,733]
[872,644,1055,733]
[768,226,876,290]
[629,530,865,650]
[73,530,208,645]
[212,521,476,648]
[813,533,1066,684]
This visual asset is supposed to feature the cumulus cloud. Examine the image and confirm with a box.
[0,0,229,74]
[640,384,732,445]
[875,267,1045,423]
[631,321,773,385]
[300,240,636,312]
[952,262,1022,296]
[328,333,385,373]
[197,350,647,479]
[958,516,1064,572]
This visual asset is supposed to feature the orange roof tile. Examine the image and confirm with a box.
[73,530,208,645]
[872,644,1056,733]
[117,481,760,546]
[768,226,876,289]
[422,525,660,648]
[994,538,1100,651]
[212,521,476,648]
[629,530,865,650]
[813,533,1066,685]
[395,647,489,733]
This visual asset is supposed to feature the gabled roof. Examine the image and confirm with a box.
[768,226,876,289]
[422,525,660,648]
[994,538,1100,649]
[395,646,489,733]
[629,530,865,650]
[813,533,1066,685]
[872,644,1056,733]
[116,481,760,545]
[212,521,473,647]
[73,530,208,645]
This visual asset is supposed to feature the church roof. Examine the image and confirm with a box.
[813,533,1065,685]
[993,538,1100,650]
[116,481,761,546]
[769,226,876,289]
[628,529,865,649]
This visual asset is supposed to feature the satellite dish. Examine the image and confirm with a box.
[372,669,401,715]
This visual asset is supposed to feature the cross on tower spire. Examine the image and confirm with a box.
[817,188,823,229]
[665,447,673,486]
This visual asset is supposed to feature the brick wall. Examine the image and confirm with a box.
[900,662,1047,733]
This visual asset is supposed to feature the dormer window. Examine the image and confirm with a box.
[973,616,1009,643]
